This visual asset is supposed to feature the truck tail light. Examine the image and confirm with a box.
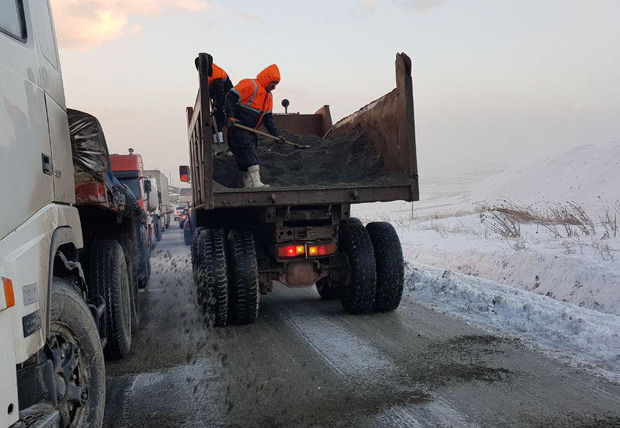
[278,245,305,258]
[277,243,336,259]
[308,244,336,257]
[2,277,15,308]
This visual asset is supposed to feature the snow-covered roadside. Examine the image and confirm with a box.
[398,217,620,316]
[406,264,620,382]
[355,143,620,317]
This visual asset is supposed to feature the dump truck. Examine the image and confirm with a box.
[181,52,418,326]
[1,2,141,425]
[145,169,172,231]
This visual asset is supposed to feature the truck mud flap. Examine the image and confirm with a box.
[88,295,107,349]
[12,404,60,428]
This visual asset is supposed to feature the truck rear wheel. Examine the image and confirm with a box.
[226,230,259,325]
[196,229,228,327]
[192,227,207,271]
[338,222,377,314]
[184,221,192,246]
[366,222,405,312]
[121,238,140,333]
[50,278,105,427]
[87,240,132,359]
[155,219,162,241]
[316,278,339,300]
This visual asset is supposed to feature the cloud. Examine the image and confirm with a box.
[393,0,447,13]
[50,0,210,49]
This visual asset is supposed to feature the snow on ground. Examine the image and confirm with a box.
[406,264,620,382]
[353,142,620,380]
[469,142,620,217]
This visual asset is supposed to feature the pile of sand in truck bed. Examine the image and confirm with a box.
[213,126,407,189]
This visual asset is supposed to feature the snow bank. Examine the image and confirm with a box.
[407,264,620,382]
[469,142,620,215]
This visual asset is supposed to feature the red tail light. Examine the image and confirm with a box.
[277,243,336,259]
[308,243,336,257]
[278,245,305,258]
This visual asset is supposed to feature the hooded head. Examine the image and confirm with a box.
[257,64,280,91]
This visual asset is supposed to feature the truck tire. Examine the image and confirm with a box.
[138,246,151,290]
[184,221,192,246]
[86,240,132,359]
[342,217,363,227]
[338,222,377,314]
[155,219,162,241]
[196,229,228,327]
[192,227,207,271]
[226,230,259,325]
[121,238,140,333]
[316,278,339,300]
[366,222,405,312]
[50,278,105,427]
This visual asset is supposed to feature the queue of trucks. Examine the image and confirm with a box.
[1,1,417,426]
[0,2,172,426]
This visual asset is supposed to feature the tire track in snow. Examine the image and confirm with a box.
[276,293,479,427]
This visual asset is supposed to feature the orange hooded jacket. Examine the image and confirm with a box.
[224,65,281,133]
[208,63,229,85]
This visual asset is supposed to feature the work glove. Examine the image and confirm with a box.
[227,117,237,128]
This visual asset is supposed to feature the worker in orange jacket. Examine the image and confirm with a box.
[195,58,233,148]
[224,64,283,188]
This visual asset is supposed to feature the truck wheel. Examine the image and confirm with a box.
[196,229,228,326]
[155,219,162,241]
[192,227,207,271]
[338,222,377,314]
[50,278,105,427]
[342,217,363,227]
[121,238,140,333]
[226,230,259,325]
[366,222,405,312]
[316,278,339,300]
[184,221,192,246]
[87,240,132,359]
[138,246,151,290]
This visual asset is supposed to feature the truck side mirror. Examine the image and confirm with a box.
[179,165,190,183]
[144,179,152,194]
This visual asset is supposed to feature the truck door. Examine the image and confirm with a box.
[32,0,75,204]
[0,0,54,241]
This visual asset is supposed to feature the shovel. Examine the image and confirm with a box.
[232,123,311,149]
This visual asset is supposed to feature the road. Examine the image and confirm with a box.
[103,226,620,428]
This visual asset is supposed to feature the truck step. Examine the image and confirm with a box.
[12,404,60,428]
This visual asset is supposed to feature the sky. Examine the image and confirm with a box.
[50,0,620,186]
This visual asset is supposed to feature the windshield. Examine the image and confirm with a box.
[118,178,141,199]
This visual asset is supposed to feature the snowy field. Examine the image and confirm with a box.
[353,143,620,380]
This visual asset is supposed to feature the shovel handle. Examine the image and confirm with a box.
[231,122,304,148]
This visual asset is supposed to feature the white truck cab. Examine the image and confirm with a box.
[1,1,105,426]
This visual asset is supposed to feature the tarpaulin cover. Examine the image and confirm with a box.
[68,108,114,184]
[68,109,143,219]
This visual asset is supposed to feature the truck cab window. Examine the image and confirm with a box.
[0,0,26,41]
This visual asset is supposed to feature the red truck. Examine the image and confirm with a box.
[110,151,158,248]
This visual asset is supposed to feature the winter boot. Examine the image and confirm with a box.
[248,165,269,188]
[242,171,252,188]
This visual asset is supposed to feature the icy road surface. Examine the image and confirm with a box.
[103,226,620,427]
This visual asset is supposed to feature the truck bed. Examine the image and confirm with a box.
[187,53,419,210]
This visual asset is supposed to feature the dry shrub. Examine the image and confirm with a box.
[479,208,521,238]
